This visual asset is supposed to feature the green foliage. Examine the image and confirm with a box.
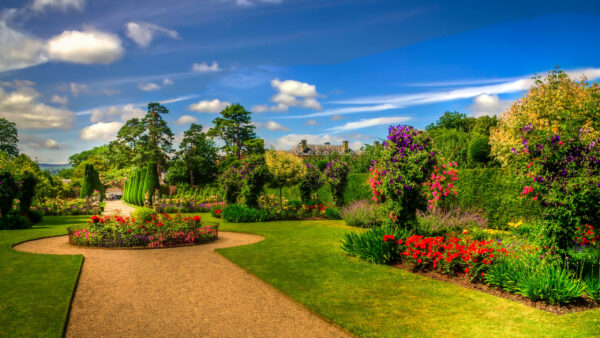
[426,111,474,133]
[241,155,270,208]
[137,168,147,206]
[441,168,542,229]
[0,171,18,217]
[207,103,260,159]
[222,204,270,223]
[0,118,19,157]
[132,207,157,223]
[341,225,412,264]
[341,200,381,228]
[324,160,350,207]
[18,172,37,213]
[168,123,218,186]
[143,162,160,204]
[468,134,491,165]
[79,164,102,199]
[26,209,43,224]
[142,103,175,173]
[583,269,600,301]
[324,206,341,220]
[0,212,31,230]
[265,150,305,210]
[299,163,324,203]
[219,165,243,204]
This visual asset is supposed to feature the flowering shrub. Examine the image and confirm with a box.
[69,214,218,248]
[299,163,324,204]
[511,124,600,250]
[423,161,458,210]
[324,160,350,207]
[341,224,413,264]
[219,166,243,204]
[376,125,436,228]
[240,155,270,208]
[341,200,381,228]
[574,224,598,247]
[258,194,328,219]
[221,204,270,223]
[210,204,223,218]
[368,160,385,203]
[34,198,106,216]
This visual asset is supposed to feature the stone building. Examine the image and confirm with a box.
[289,140,356,156]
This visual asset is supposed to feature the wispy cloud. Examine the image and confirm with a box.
[281,104,396,119]
[328,116,411,133]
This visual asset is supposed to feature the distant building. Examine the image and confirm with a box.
[289,140,357,156]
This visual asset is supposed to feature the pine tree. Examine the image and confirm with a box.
[144,161,159,204]
[123,180,129,202]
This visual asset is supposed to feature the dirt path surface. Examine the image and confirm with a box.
[15,233,348,337]
[102,200,136,217]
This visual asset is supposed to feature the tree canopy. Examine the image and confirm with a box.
[0,118,19,158]
[207,103,263,159]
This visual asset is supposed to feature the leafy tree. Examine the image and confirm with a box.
[0,118,18,157]
[299,163,324,203]
[208,103,262,159]
[468,135,491,166]
[324,160,350,207]
[68,145,109,168]
[471,115,498,137]
[240,155,270,208]
[171,123,218,186]
[18,172,37,213]
[426,111,475,133]
[265,150,306,211]
[80,164,102,199]
[490,68,600,165]
[0,171,18,216]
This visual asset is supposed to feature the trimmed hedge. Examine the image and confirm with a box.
[441,168,542,229]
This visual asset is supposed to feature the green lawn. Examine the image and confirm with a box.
[3,215,600,337]
[0,216,87,337]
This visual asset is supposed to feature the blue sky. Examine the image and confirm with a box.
[1,0,600,163]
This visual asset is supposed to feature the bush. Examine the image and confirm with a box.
[341,200,381,228]
[0,213,31,230]
[468,134,491,165]
[299,163,324,204]
[324,207,341,220]
[416,207,487,236]
[316,160,328,171]
[220,166,243,204]
[18,171,37,213]
[143,162,160,204]
[210,204,223,218]
[222,204,270,223]
[132,207,157,223]
[0,171,18,217]
[584,269,600,302]
[240,155,270,208]
[341,225,413,264]
[26,209,43,224]
[324,160,350,207]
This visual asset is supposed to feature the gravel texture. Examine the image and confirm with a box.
[15,232,348,337]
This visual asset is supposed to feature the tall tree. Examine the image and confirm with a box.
[143,103,174,175]
[207,104,262,159]
[0,118,19,157]
[177,123,217,186]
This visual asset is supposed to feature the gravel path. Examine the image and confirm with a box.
[15,233,348,337]
[102,200,136,217]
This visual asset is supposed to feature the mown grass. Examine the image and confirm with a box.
[3,214,600,337]
[209,214,600,337]
[0,216,87,337]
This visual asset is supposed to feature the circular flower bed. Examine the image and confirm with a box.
[68,214,218,248]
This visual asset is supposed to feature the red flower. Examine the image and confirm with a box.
[464,268,470,274]
[193,215,201,222]
[383,235,395,242]
[128,229,132,233]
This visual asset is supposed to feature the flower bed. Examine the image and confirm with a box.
[35,198,106,216]
[68,214,218,248]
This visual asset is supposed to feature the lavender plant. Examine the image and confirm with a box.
[341,200,381,228]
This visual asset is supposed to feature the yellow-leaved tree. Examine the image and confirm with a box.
[490,69,600,165]
[265,150,306,213]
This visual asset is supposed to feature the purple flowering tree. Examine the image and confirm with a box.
[324,160,350,207]
[511,124,600,250]
[377,124,436,228]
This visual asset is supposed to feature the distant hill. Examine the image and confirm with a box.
[39,163,71,175]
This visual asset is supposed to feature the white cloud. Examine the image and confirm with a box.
[191,61,220,72]
[469,94,511,117]
[138,82,160,91]
[125,22,180,48]
[254,120,290,131]
[31,0,85,12]
[0,84,74,129]
[50,94,68,105]
[90,104,145,123]
[283,104,396,119]
[0,21,47,72]
[19,134,68,150]
[304,119,318,126]
[330,114,343,120]
[163,78,174,86]
[80,121,123,141]
[328,116,411,133]
[255,78,322,112]
[188,99,230,113]
[272,134,363,151]
[175,115,198,125]
[46,29,124,64]
[251,103,287,112]
[69,82,89,96]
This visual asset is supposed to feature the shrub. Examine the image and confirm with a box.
[416,207,487,237]
[0,213,31,230]
[341,225,413,264]
[143,162,160,204]
[324,206,341,220]
[516,262,585,305]
[584,269,600,302]
[469,134,491,165]
[222,204,270,223]
[0,171,18,217]
[299,163,324,204]
[316,160,328,171]
[324,160,350,207]
[18,171,37,213]
[375,125,436,229]
[341,200,381,228]
[132,207,157,223]
[26,209,43,224]
[210,204,223,218]
[137,168,147,206]
[240,155,270,208]
[219,166,243,204]
[266,150,305,212]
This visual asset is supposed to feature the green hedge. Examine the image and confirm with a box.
[442,168,542,229]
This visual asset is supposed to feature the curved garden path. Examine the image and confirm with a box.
[14,220,348,337]
[102,200,136,217]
